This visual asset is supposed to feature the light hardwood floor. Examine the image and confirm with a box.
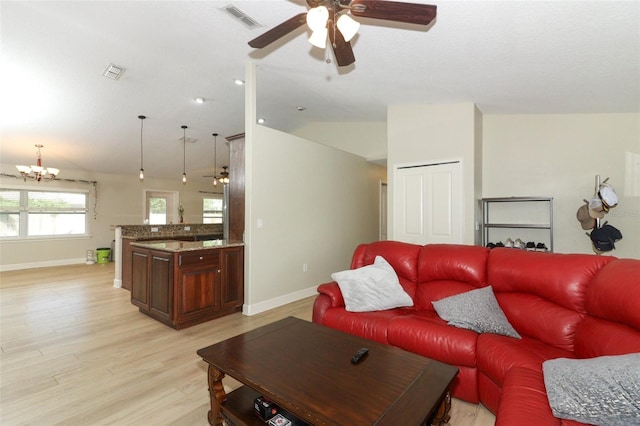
[0,263,496,426]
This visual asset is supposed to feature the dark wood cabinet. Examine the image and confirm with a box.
[131,249,173,327]
[130,245,243,329]
[220,246,244,309]
[130,250,148,307]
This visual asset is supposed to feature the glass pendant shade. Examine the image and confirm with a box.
[306,6,328,31]
[337,14,360,42]
[309,27,328,48]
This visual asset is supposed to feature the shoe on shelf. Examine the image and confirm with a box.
[486,243,496,249]
[514,238,525,249]
[525,241,536,251]
[495,241,505,247]
[535,243,548,252]
[505,238,514,248]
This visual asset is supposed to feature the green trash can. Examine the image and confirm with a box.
[96,248,111,264]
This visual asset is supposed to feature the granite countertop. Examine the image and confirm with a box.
[117,224,223,239]
[130,239,244,252]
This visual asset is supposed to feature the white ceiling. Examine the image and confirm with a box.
[1,1,639,184]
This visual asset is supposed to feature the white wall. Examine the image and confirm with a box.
[243,125,385,314]
[483,113,640,259]
[387,103,481,244]
[292,121,387,162]
[0,165,218,270]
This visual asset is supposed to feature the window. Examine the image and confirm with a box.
[0,189,88,238]
[203,196,223,224]
[144,190,178,225]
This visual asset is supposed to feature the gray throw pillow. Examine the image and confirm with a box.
[431,286,521,338]
[332,256,413,312]
[543,353,640,426]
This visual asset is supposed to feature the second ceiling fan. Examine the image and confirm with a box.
[248,0,437,67]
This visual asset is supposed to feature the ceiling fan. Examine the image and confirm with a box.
[248,0,437,67]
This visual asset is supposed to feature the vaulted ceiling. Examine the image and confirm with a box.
[1,1,638,184]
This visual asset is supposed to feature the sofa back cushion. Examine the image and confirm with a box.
[350,241,422,300]
[575,258,640,358]
[414,244,490,310]
[487,248,613,352]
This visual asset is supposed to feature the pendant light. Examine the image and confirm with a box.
[212,133,219,186]
[181,125,187,184]
[138,115,146,180]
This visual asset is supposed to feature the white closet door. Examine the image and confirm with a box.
[394,161,462,245]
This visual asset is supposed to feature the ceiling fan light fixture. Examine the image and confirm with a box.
[337,14,360,42]
[309,27,328,48]
[306,6,328,31]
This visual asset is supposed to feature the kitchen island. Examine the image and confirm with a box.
[130,239,244,329]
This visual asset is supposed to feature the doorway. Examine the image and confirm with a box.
[144,190,179,224]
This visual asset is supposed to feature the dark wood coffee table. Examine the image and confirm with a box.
[197,317,457,425]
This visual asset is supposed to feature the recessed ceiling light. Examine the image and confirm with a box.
[257,118,265,124]
[195,97,205,104]
[296,106,306,111]
[234,79,245,86]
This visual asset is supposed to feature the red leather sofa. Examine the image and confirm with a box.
[312,241,640,425]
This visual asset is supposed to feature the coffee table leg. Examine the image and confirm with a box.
[428,391,452,426]
[206,364,227,426]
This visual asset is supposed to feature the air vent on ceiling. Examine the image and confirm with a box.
[180,137,198,144]
[221,4,263,29]
[102,63,126,80]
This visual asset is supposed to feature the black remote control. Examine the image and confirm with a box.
[351,347,369,364]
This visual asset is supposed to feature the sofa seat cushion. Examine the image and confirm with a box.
[321,307,413,344]
[477,333,574,386]
[387,313,478,367]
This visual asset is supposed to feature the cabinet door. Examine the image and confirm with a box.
[131,250,149,309]
[149,252,173,322]
[220,246,244,309]
[175,252,220,326]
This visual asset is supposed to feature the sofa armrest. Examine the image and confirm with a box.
[496,367,560,426]
[312,282,345,325]
[317,282,345,307]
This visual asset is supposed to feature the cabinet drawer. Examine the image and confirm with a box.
[178,251,219,268]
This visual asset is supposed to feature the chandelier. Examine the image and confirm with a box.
[16,144,60,182]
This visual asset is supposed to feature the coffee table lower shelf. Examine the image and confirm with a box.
[222,386,308,426]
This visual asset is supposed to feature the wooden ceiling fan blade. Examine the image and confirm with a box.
[248,13,307,48]
[328,24,355,67]
[350,0,437,26]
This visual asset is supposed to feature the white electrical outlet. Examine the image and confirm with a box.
[184,226,191,231]
[303,263,308,273]
[151,227,159,232]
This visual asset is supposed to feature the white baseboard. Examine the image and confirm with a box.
[0,258,87,272]
[242,285,318,316]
